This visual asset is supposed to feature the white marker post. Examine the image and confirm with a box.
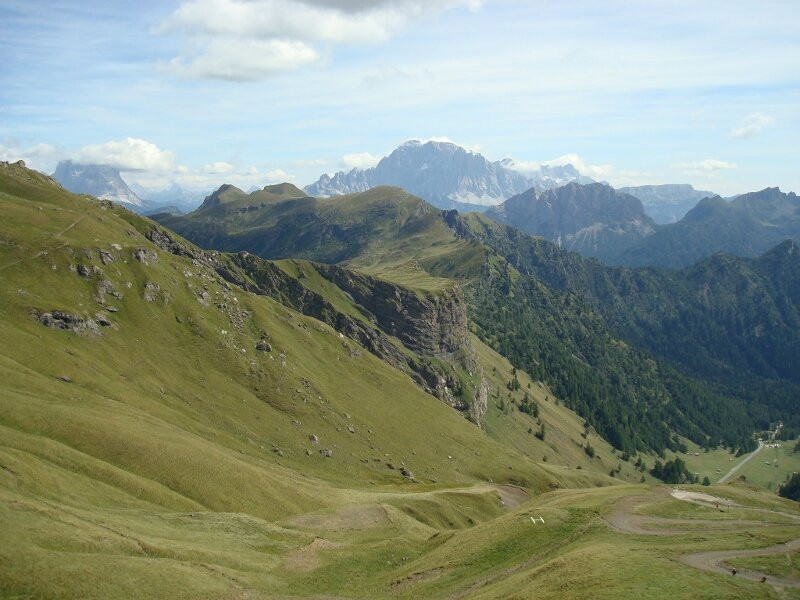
[529,516,545,524]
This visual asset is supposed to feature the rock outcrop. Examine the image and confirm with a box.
[144,226,480,417]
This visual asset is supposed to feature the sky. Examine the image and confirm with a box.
[1,0,798,196]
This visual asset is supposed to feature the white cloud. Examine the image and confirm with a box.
[0,140,62,171]
[158,0,482,80]
[341,152,381,169]
[264,168,292,181]
[730,112,775,139]
[506,153,613,180]
[200,161,235,173]
[674,159,737,176]
[74,138,176,172]
[163,39,321,81]
[504,153,654,188]
[126,163,295,191]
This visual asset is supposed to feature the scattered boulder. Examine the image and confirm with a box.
[110,243,123,251]
[320,448,333,458]
[309,434,319,444]
[36,310,102,336]
[132,248,158,265]
[255,340,272,352]
[273,447,284,457]
[76,264,101,278]
[347,425,356,434]
[99,251,114,265]
[401,468,414,480]
[94,312,113,327]
[56,375,72,382]
[195,289,210,306]
[96,279,123,301]
[143,282,161,302]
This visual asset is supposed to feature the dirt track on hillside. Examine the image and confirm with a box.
[605,487,800,588]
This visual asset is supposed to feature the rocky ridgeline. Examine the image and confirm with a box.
[144,226,488,424]
[312,264,468,358]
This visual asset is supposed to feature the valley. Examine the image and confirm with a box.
[1,160,798,599]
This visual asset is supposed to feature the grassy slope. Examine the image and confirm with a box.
[0,162,603,598]
[158,186,486,292]
[2,164,797,600]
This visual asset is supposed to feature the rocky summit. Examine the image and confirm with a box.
[53,160,142,206]
[304,140,591,210]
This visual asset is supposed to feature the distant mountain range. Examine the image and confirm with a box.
[53,160,207,215]
[153,181,800,456]
[131,183,208,214]
[616,187,800,267]
[620,184,714,224]
[304,140,593,210]
[53,160,142,206]
[484,182,656,262]
[481,181,799,268]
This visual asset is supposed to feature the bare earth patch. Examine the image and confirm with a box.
[286,504,390,531]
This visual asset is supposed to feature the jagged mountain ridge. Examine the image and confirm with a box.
[616,187,800,267]
[155,180,800,454]
[53,160,142,206]
[131,182,208,213]
[304,140,592,210]
[620,183,714,224]
[484,182,656,262]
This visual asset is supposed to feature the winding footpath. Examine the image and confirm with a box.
[605,487,800,589]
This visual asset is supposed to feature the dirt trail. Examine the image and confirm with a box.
[680,538,800,588]
[605,487,800,588]
[718,443,764,483]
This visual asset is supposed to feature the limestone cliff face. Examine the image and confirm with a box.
[146,226,483,424]
[313,264,468,358]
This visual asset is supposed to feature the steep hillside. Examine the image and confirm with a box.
[2,162,798,600]
[616,188,800,267]
[154,179,800,456]
[484,182,656,262]
[464,213,800,448]
[157,184,487,290]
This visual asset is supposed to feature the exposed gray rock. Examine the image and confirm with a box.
[36,310,102,336]
[132,248,158,265]
[255,340,272,352]
[76,263,101,278]
[485,182,656,262]
[309,434,319,444]
[56,374,72,382]
[400,468,414,480]
[94,312,113,327]
[143,282,161,302]
[472,377,489,427]
[96,279,123,301]
[99,251,115,265]
[305,140,590,210]
[52,160,143,206]
[320,448,333,457]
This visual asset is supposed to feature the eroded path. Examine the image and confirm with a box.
[606,487,800,588]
